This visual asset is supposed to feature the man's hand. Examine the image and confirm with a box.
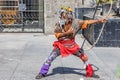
[99,18,107,23]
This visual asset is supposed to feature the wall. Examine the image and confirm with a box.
[95,18,120,47]
[83,15,120,47]
[75,3,120,47]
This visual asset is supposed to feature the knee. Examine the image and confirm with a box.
[79,53,88,62]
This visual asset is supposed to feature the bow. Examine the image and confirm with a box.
[83,0,113,50]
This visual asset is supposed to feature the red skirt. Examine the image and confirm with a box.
[53,38,80,57]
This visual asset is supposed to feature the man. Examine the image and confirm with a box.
[35,7,106,79]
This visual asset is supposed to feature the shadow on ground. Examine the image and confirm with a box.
[47,66,100,78]
[47,67,86,76]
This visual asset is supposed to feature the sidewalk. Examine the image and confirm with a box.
[0,33,119,80]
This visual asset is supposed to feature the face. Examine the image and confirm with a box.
[61,12,73,31]
[61,12,67,19]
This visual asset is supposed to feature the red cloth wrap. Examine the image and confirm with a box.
[53,38,80,57]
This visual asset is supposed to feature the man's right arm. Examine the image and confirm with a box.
[54,28,74,39]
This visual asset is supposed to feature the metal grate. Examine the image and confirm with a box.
[0,0,44,33]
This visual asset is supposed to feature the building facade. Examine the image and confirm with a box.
[0,0,44,32]
[0,0,96,33]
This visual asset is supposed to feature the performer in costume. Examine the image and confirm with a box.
[35,7,107,79]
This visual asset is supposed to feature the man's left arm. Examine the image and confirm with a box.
[87,18,107,24]
[78,18,107,29]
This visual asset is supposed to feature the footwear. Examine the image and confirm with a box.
[86,64,94,77]
[35,73,45,79]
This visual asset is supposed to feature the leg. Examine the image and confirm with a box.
[74,49,94,77]
[35,48,60,79]
[74,49,88,63]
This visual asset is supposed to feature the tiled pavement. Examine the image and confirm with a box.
[0,33,119,80]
